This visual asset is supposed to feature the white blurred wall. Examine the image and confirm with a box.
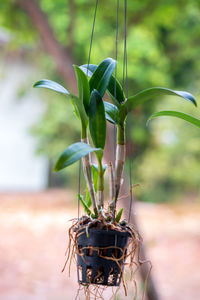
[0,58,48,191]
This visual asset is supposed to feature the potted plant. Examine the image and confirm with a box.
[33,57,197,292]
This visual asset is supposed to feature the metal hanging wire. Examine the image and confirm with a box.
[77,0,134,223]
[122,0,135,223]
[77,0,99,221]
[113,0,120,199]
[113,0,135,222]
[87,0,99,72]
[77,160,81,222]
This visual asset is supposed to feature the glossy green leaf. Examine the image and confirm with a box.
[119,87,197,123]
[89,58,117,98]
[54,142,101,171]
[33,79,88,126]
[104,101,119,124]
[80,64,96,77]
[116,208,123,223]
[80,64,125,106]
[78,194,92,216]
[33,79,70,95]
[89,90,106,149]
[147,110,200,128]
[74,65,90,114]
[107,81,125,107]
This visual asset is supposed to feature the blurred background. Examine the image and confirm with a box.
[0,0,200,299]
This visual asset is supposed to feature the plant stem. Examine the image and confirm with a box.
[108,161,114,203]
[81,128,98,217]
[117,123,125,145]
[97,156,104,212]
[81,124,87,140]
[109,124,126,219]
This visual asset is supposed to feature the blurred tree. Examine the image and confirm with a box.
[1,0,200,193]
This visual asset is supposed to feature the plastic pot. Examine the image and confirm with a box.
[76,228,130,286]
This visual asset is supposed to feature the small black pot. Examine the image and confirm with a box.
[76,228,130,286]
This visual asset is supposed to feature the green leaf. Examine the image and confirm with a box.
[91,164,98,192]
[33,79,88,127]
[71,95,88,128]
[106,78,125,106]
[33,79,70,95]
[116,208,123,223]
[147,110,200,128]
[80,64,125,106]
[80,64,96,77]
[89,58,117,98]
[74,65,90,114]
[85,188,92,208]
[104,101,119,124]
[119,87,197,123]
[84,165,98,209]
[91,163,107,192]
[85,163,107,207]
[89,90,106,149]
[54,142,101,171]
[70,99,80,120]
[78,194,92,216]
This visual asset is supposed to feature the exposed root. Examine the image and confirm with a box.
[62,216,151,300]
[117,184,141,202]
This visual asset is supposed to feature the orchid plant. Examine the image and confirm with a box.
[34,57,197,223]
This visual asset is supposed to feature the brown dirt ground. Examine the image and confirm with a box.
[0,189,200,300]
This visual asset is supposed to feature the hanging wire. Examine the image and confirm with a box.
[122,0,127,91]
[113,0,120,199]
[77,0,134,222]
[87,0,99,73]
[77,0,99,221]
[122,0,135,223]
[77,160,81,222]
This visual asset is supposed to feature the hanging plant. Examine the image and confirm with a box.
[33,57,197,298]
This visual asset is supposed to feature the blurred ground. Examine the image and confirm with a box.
[0,190,200,300]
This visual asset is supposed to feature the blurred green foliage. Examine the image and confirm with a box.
[1,0,200,200]
[134,98,200,203]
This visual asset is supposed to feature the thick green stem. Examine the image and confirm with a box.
[97,156,104,211]
[81,127,98,217]
[109,124,126,219]
[117,123,125,145]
